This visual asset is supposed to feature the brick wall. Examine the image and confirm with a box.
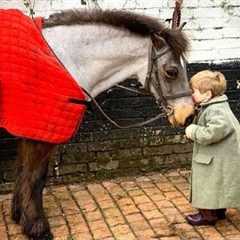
[0,63,240,193]
[0,1,240,192]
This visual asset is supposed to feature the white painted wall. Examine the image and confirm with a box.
[1,0,240,63]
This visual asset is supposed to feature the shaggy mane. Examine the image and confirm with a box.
[43,9,189,57]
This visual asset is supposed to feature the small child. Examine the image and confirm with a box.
[185,70,240,226]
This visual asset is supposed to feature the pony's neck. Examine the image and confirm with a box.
[42,24,150,97]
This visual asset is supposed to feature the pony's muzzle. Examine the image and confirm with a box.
[168,102,194,127]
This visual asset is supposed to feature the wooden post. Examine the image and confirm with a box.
[172,0,183,29]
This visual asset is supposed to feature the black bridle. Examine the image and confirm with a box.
[144,38,192,116]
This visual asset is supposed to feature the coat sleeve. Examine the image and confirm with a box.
[188,108,234,145]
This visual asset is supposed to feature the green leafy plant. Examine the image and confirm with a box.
[22,0,35,16]
[210,0,234,15]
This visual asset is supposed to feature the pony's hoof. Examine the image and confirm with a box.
[22,217,52,240]
[30,232,53,240]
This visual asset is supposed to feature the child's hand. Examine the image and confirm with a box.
[185,125,193,139]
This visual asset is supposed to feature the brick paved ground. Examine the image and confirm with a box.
[1,169,240,240]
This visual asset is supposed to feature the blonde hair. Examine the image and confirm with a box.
[190,70,227,97]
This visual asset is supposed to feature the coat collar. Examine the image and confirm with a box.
[200,94,228,107]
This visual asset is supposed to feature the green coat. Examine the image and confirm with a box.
[187,95,240,209]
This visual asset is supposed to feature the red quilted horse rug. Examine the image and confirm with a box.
[0,9,86,143]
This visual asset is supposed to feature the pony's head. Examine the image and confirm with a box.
[146,29,194,127]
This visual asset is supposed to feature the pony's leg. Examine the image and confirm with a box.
[17,139,55,239]
[11,144,24,223]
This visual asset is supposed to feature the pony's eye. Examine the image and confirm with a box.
[165,67,178,80]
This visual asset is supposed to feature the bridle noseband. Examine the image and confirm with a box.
[144,37,192,116]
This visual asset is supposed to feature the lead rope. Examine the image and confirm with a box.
[82,88,166,129]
